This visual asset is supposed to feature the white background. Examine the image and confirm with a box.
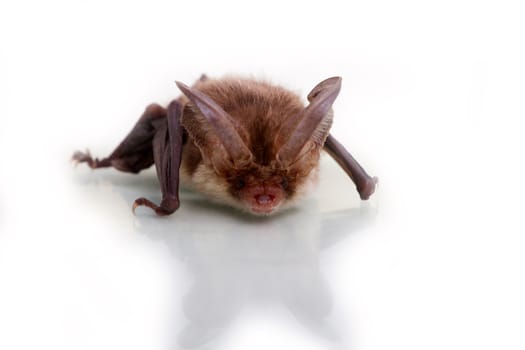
[1,0,525,349]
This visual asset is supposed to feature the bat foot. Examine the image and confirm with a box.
[72,150,110,169]
[358,176,378,200]
[133,197,179,216]
[71,149,91,167]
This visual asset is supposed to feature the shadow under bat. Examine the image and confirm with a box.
[73,169,377,349]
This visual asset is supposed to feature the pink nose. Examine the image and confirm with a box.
[242,184,284,214]
[255,194,276,205]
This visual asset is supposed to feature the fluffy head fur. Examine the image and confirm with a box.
[178,77,339,215]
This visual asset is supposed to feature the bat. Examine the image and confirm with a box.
[72,75,377,216]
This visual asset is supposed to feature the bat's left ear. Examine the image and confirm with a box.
[276,77,342,165]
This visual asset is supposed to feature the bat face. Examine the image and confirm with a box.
[177,77,341,215]
[185,148,321,215]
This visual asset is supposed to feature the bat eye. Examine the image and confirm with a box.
[234,178,246,190]
[280,178,289,190]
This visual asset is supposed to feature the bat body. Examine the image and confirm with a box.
[73,75,377,216]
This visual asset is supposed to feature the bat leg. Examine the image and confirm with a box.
[72,104,166,173]
[323,134,378,200]
[132,100,184,216]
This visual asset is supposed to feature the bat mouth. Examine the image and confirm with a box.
[250,206,279,216]
[250,205,280,215]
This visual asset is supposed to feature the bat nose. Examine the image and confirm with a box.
[254,194,276,205]
[245,185,283,214]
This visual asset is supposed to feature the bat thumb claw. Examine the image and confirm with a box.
[132,198,151,214]
[132,201,140,214]
[71,151,84,167]
[132,197,169,216]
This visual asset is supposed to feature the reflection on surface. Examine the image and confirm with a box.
[76,171,376,349]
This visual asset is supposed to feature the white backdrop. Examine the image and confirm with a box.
[1,1,524,349]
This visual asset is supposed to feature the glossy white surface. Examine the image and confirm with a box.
[1,0,525,349]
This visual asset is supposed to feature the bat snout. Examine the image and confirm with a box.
[242,184,284,215]
[254,194,275,205]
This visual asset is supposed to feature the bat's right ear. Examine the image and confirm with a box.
[176,81,253,169]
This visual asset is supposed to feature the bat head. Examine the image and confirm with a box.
[177,77,341,215]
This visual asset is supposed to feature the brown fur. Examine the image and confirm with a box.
[183,79,304,159]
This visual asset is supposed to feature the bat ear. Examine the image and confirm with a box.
[277,77,342,165]
[307,76,342,102]
[176,81,253,168]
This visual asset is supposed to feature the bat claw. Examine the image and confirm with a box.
[71,149,92,166]
[72,150,90,166]
[132,197,155,214]
[133,197,175,216]
[131,200,141,214]
[71,149,111,169]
